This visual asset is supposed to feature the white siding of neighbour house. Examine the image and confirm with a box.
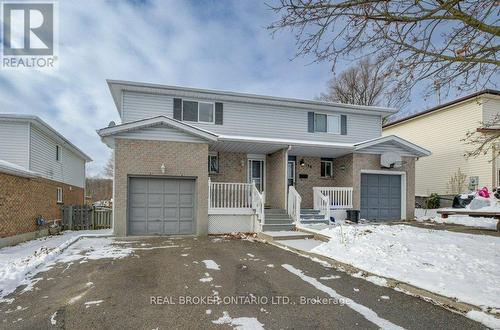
[0,121,30,168]
[121,91,382,144]
[481,96,500,123]
[383,98,493,196]
[30,126,85,188]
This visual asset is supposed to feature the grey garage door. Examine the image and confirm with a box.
[129,178,195,235]
[360,174,401,221]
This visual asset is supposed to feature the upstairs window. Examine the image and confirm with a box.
[321,160,333,178]
[315,113,340,134]
[208,153,219,173]
[182,100,215,123]
[56,145,62,161]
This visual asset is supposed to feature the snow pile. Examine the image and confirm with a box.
[0,230,111,302]
[417,215,498,230]
[212,311,264,330]
[311,225,500,312]
[202,260,220,270]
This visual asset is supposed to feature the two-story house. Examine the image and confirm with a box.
[383,90,500,202]
[98,80,430,236]
[0,114,92,246]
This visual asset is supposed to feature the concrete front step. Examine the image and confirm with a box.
[300,214,326,220]
[257,230,314,241]
[265,214,293,220]
[265,219,294,225]
[264,209,287,215]
[261,224,295,231]
[300,209,321,215]
[300,219,330,225]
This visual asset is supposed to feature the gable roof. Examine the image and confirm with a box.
[107,80,398,118]
[97,116,218,142]
[384,89,500,129]
[0,114,92,162]
[355,135,431,157]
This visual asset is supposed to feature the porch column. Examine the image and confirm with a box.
[265,148,288,209]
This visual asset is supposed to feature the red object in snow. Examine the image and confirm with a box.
[478,187,490,198]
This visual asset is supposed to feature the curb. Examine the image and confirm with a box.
[265,234,497,321]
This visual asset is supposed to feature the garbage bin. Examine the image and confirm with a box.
[346,210,360,223]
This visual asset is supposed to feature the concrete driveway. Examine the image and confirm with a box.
[0,236,483,329]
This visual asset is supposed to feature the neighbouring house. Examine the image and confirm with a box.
[98,80,430,236]
[0,114,92,246]
[383,90,500,203]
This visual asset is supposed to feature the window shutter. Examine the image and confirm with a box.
[215,102,223,125]
[173,98,182,120]
[341,114,347,135]
[308,112,315,132]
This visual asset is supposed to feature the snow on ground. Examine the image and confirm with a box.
[0,230,111,303]
[212,311,264,330]
[202,260,220,270]
[282,264,404,330]
[309,224,500,312]
[416,215,498,230]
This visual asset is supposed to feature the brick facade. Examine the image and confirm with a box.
[266,149,287,209]
[209,151,246,183]
[294,157,336,208]
[114,139,209,236]
[0,173,84,238]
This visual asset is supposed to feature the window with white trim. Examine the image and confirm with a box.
[208,153,219,173]
[320,160,333,178]
[315,113,340,134]
[56,187,63,203]
[182,100,214,123]
[56,145,62,161]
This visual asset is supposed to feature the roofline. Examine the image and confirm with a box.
[217,134,354,149]
[0,160,41,178]
[354,135,431,157]
[0,114,92,162]
[97,115,219,142]
[107,79,398,117]
[383,89,500,128]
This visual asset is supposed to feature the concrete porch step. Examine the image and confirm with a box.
[265,219,294,225]
[264,214,292,220]
[264,209,287,215]
[300,209,321,215]
[300,214,326,220]
[257,230,314,241]
[300,219,330,225]
[261,224,295,231]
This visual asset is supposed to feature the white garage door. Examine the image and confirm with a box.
[128,178,195,235]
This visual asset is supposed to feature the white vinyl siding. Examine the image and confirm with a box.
[30,126,86,188]
[0,121,30,168]
[481,96,500,123]
[113,124,207,143]
[121,91,381,144]
[383,98,492,195]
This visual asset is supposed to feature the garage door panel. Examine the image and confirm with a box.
[129,178,195,235]
[130,207,146,220]
[361,173,401,221]
[148,193,163,207]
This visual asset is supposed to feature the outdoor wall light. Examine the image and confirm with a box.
[160,163,166,174]
[299,159,305,167]
[340,164,346,171]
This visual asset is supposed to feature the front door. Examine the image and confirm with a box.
[248,159,264,192]
[287,161,295,188]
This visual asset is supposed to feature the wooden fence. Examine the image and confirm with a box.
[60,206,112,230]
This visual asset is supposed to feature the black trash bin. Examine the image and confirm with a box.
[346,210,360,223]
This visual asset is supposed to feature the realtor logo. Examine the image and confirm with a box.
[1,1,58,69]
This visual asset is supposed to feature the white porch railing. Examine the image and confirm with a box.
[208,179,265,223]
[313,187,353,210]
[251,184,265,224]
[287,186,301,225]
[313,189,331,221]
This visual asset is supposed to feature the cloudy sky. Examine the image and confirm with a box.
[0,0,491,176]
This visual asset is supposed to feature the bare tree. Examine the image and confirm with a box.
[268,0,499,103]
[462,113,500,159]
[103,153,114,178]
[318,58,398,107]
